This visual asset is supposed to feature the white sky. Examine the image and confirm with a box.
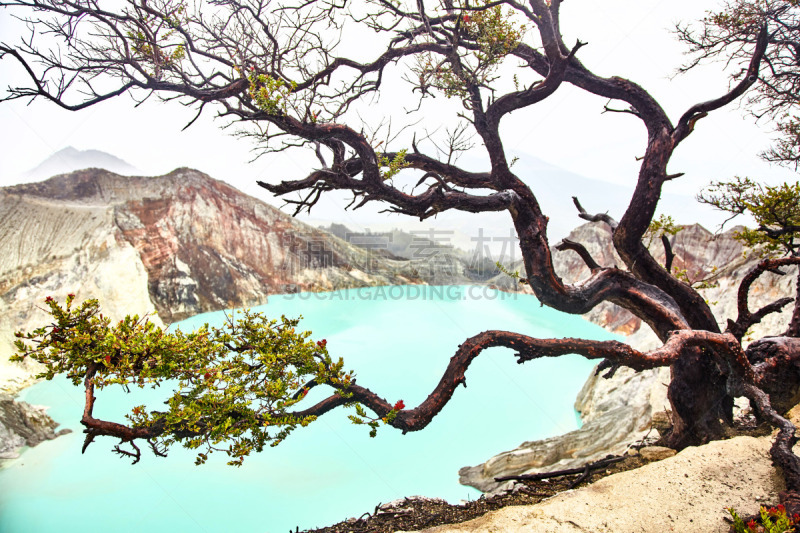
[0,0,796,226]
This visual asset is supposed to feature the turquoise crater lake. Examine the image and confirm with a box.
[0,286,617,533]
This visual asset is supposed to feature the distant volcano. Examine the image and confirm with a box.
[22,146,139,180]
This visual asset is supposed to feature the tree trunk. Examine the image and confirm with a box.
[667,347,732,448]
[784,267,800,337]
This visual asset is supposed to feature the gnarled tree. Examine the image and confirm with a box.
[4,0,800,511]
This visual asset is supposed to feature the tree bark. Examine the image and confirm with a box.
[667,348,732,447]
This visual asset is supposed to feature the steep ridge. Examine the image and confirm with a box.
[0,190,156,393]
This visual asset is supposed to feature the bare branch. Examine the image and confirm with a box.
[572,196,618,230]
[556,239,601,270]
[661,234,675,273]
[673,25,769,144]
[728,257,800,340]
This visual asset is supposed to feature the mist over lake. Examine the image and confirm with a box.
[0,286,617,533]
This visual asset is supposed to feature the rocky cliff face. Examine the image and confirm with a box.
[0,168,437,457]
[4,168,430,325]
[549,222,762,336]
[460,221,797,493]
[0,187,159,393]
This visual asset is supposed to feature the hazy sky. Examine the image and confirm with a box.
[0,0,796,227]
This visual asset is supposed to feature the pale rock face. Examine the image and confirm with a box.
[459,365,671,493]
[105,168,431,321]
[0,192,159,394]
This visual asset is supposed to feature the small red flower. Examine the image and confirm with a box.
[748,519,758,531]
[67,293,75,299]
[462,14,471,23]
[393,400,405,411]
[104,355,111,364]
[793,513,800,523]
[778,504,786,514]
[301,388,309,397]
[204,372,212,380]
[52,327,60,334]
[317,339,327,348]
[45,296,54,303]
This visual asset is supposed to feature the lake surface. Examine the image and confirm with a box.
[0,286,617,533]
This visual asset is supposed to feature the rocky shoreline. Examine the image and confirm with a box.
[411,433,786,533]
[459,366,670,493]
[0,394,71,460]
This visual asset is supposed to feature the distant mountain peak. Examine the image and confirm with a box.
[54,146,80,156]
[22,146,140,180]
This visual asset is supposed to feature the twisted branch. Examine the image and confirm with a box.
[77,327,768,456]
[571,196,618,230]
[728,257,800,340]
[555,239,601,270]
